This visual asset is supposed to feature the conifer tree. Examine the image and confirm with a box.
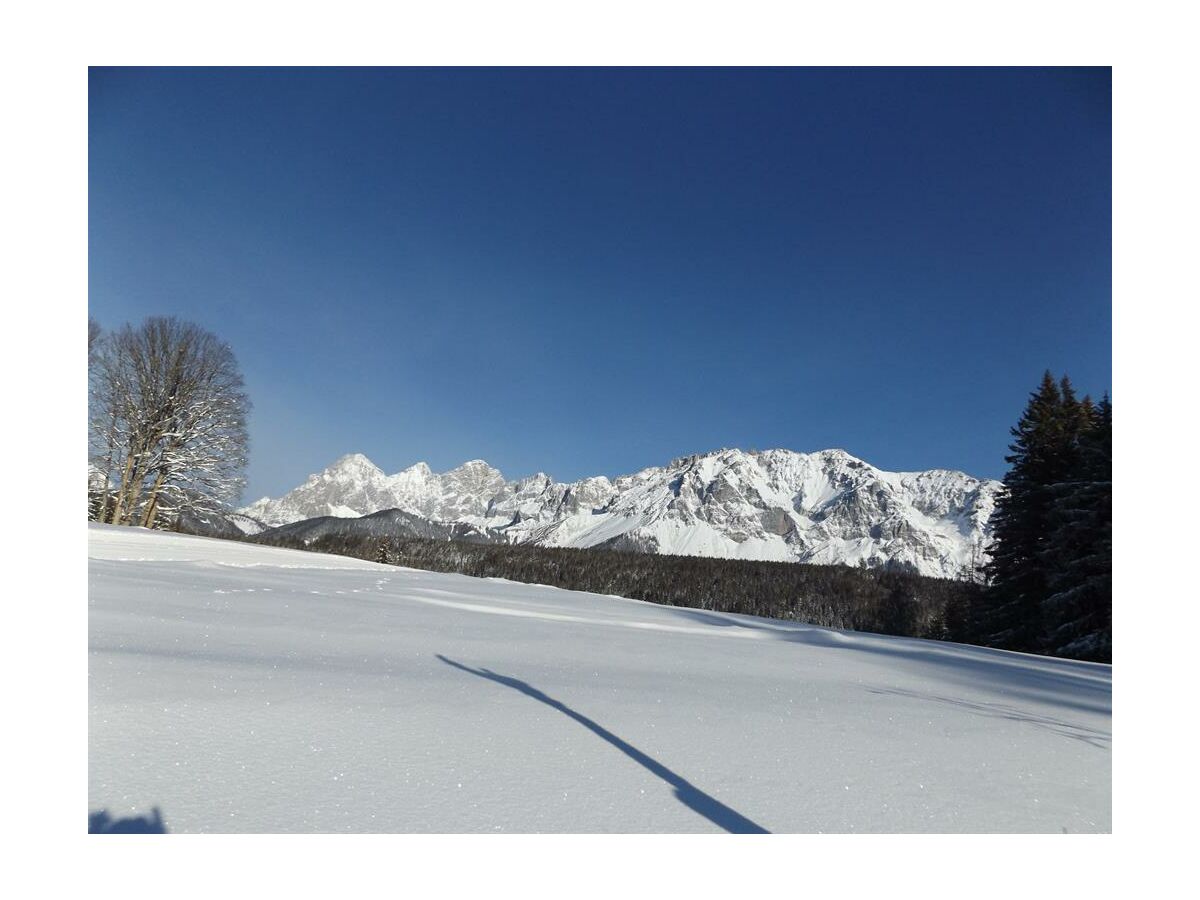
[983,372,1111,658]
[877,583,917,636]
[1042,395,1112,661]
[983,372,1069,651]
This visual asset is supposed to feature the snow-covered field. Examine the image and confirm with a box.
[88,524,1111,833]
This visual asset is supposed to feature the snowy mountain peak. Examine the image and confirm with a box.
[241,447,1001,579]
[324,453,383,478]
[451,459,496,471]
[444,459,503,485]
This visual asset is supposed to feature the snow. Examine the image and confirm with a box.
[89,524,1110,833]
[240,447,1000,578]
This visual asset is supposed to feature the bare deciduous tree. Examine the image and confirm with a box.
[89,317,250,528]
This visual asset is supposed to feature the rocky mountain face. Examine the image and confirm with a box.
[241,448,1000,579]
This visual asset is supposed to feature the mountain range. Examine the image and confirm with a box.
[238,448,1000,579]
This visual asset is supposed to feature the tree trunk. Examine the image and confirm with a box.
[140,469,169,528]
[113,440,154,525]
[108,452,137,525]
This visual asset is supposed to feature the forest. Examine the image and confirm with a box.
[251,528,982,643]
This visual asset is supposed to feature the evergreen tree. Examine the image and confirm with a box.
[1042,395,1112,661]
[983,372,1073,651]
[877,584,917,636]
[983,372,1111,658]
[942,586,975,644]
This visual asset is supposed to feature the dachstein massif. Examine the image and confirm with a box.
[239,448,1000,580]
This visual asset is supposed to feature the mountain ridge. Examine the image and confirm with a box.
[240,447,1000,579]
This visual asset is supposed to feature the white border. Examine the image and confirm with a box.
[3,0,1163,896]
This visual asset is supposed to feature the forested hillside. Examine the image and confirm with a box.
[252,529,981,642]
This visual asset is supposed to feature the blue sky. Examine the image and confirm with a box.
[89,68,1110,501]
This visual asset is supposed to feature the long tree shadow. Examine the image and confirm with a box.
[436,654,769,834]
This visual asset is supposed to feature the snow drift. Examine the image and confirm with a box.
[89,524,1109,833]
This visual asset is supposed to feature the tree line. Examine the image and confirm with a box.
[88,316,250,529]
[251,528,982,642]
[978,372,1112,662]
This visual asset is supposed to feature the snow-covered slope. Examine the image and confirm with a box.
[242,448,1000,579]
[89,524,1110,833]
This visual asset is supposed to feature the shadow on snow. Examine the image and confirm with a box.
[865,687,1111,749]
[436,654,769,834]
[667,607,1112,718]
[89,807,168,833]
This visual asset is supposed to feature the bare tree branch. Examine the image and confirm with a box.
[89,317,249,527]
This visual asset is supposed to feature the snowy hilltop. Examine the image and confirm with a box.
[240,448,1001,580]
[89,524,1110,832]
